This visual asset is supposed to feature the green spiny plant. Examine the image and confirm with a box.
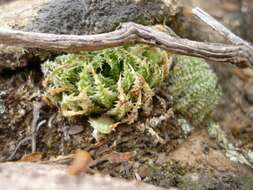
[42,45,221,133]
[42,45,170,132]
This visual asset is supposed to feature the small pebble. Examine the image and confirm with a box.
[68,125,84,135]
[244,84,253,104]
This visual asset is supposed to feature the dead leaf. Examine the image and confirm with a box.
[233,68,247,81]
[67,150,92,176]
[107,152,134,163]
[20,152,42,162]
[242,68,253,78]
[48,87,67,96]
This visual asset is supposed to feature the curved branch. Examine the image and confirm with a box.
[192,7,253,48]
[0,22,252,68]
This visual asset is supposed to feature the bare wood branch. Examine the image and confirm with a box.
[192,7,253,50]
[0,22,252,68]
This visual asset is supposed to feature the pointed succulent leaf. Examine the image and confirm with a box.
[107,75,134,120]
[89,116,118,134]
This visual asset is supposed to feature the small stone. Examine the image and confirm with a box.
[68,125,84,135]
[244,84,253,104]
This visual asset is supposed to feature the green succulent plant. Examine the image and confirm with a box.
[167,55,222,125]
[42,45,170,128]
[42,45,221,133]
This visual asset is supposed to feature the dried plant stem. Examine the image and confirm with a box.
[0,22,252,68]
[192,7,253,49]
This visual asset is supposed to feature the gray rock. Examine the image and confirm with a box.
[0,162,169,190]
[27,0,181,35]
[0,0,181,71]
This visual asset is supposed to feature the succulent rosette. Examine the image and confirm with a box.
[42,45,221,134]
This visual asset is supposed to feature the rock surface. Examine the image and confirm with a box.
[27,0,181,35]
[0,0,181,71]
[176,0,253,43]
[0,1,253,190]
[0,162,171,190]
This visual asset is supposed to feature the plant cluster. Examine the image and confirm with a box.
[42,45,170,130]
[42,45,221,133]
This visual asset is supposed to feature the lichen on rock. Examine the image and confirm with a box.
[27,0,181,35]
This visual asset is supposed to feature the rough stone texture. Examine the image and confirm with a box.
[0,0,181,71]
[175,0,253,43]
[0,0,50,71]
[0,162,172,190]
[0,0,15,6]
[27,0,181,35]
[0,0,48,30]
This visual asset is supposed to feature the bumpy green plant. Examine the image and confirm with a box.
[42,45,221,133]
[42,45,170,126]
[167,55,222,125]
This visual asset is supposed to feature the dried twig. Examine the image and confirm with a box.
[0,22,252,68]
[31,102,45,152]
[192,7,253,49]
